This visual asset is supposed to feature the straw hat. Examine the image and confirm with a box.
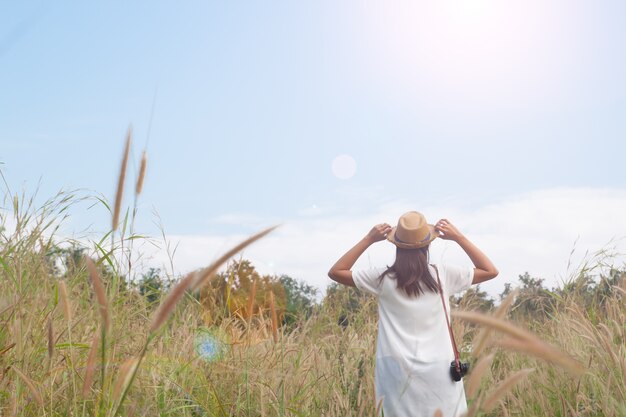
[386,211,438,249]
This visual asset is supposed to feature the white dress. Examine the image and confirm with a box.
[352,263,474,417]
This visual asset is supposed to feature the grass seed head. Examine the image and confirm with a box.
[466,353,495,398]
[113,126,132,231]
[58,280,72,322]
[481,368,534,412]
[472,289,518,357]
[113,357,140,401]
[135,150,147,196]
[82,332,99,398]
[150,272,195,334]
[12,366,44,407]
[494,337,586,376]
[84,256,110,330]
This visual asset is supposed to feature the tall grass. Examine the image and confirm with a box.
[0,136,624,416]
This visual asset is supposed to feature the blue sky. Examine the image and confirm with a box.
[1,1,625,295]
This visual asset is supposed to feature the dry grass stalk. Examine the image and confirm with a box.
[191,225,279,291]
[113,357,139,401]
[269,291,279,343]
[84,256,110,330]
[112,127,132,230]
[472,290,517,357]
[481,368,534,412]
[597,323,619,365]
[466,353,495,398]
[247,277,257,321]
[14,318,22,357]
[150,272,196,333]
[493,336,585,376]
[12,366,44,407]
[462,402,479,417]
[47,318,54,360]
[0,343,15,356]
[135,150,147,196]
[58,280,72,322]
[612,285,626,297]
[375,398,383,417]
[82,332,99,397]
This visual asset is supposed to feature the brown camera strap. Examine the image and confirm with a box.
[433,265,461,372]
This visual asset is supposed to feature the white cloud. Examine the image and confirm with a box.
[146,187,626,299]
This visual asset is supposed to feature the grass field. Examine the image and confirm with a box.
[1,140,624,416]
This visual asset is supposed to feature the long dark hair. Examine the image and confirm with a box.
[379,246,440,297]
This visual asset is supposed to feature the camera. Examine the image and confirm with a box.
[450,361,470,382]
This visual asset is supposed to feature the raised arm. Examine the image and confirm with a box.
[328,223,392,287]
[435,219,499,285]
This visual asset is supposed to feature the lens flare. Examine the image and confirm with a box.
[331,155,357,180]
[194,328,228,362]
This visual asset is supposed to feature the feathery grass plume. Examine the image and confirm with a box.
[58,280,71,322]
[135,150,147,196]
[466,353,495,398]
[191,225,280,291]
[112,126,132,231]
[269,290,279,343]
[481,368,534,412]
[472,289,517,357]
[432,409,443,417]
[12,366,44,407]
[493,336,586,376]
[454,310,537,344]
[47,318,54,360]
[150,272,196,334]
[456,311,585,375]
[113,357,139,401]
[82,332,99,397]
[84,256,110,330]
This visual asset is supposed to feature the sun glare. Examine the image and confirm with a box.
[357,0,581,110]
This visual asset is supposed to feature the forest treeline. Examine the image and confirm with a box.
[48,245,625,330]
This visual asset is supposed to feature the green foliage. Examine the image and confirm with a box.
[323,282,376,329]
[136,267,171,305]
[278,274,317,327]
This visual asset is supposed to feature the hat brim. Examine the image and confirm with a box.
[386,224,439,249]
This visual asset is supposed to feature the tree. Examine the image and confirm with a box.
[202,259,287,325]
[136,268,170,305]
[453,285,494,312]
[279,274,317,326]
[323,283,376,328]
[505,272,555,321]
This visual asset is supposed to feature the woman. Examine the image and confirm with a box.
[328,211,498,417]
